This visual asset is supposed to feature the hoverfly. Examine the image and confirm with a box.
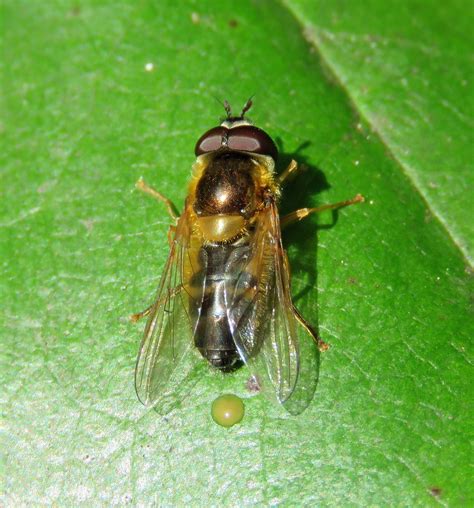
[132,100,363,413]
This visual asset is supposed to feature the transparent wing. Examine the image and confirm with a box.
[225,200,319,413]
[135,211,205,410]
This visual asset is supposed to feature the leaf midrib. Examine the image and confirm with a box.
[280,0,472,267]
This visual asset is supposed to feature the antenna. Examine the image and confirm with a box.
[240,96,254,117]
[223,100,232,118]
[211,94,233,119]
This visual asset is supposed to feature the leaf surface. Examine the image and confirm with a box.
[2,1,472,506]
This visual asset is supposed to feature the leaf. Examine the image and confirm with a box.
[284,0,474,262]
[2,1,472,506]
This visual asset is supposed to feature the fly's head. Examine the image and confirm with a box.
[194,99,279,162]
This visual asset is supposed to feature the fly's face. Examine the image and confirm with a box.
[133,99,364,415]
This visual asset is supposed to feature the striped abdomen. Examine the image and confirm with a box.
[192,240,254,371]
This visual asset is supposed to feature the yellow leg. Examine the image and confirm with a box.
[167,225,177,247]
[278,159,300,184]
[294,306,330,352]
[136,177,179,220]
[131,225,177,323]
[130,284,184,323]
[281,194,364,228]
[318,339,330,352]
[130,304,153,323]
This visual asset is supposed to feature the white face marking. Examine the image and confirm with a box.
[220,119,252,129]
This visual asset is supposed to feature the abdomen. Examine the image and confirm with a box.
[192,240,251,372]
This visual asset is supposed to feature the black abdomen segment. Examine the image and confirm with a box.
[193,243,250,372]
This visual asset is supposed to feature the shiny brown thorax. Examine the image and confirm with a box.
[184,149,279,371]
[188,150,279,243]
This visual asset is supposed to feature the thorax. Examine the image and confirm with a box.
[188,151,278,243]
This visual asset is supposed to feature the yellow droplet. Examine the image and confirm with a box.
[211,394,245,428]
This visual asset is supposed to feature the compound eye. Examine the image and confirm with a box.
[227,125,278,161]
[195,126,227,156]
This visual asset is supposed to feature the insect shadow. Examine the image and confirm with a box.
[274,141,345,414]
[277,140,343,326]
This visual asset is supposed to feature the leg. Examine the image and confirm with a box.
[318,339,330,352]
[167,225,176,247]
[130,304,153,323]
[131,225,178,323]
[136,177,179,220]
[281,194,364,228]
[278,159,300,185]
[130,284,184,323]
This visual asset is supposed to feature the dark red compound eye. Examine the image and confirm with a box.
[195,124,278,161]
[227,125,278,161]
[195,126,227,156]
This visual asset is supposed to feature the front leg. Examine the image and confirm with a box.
[278,159,300,185]
[136,177,179,220]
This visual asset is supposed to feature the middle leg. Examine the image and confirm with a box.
[281,194,364,228]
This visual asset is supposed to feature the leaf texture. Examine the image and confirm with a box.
[2,1,472,505]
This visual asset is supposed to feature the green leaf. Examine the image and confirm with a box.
[284,0,474,262]
[2,1,472,506]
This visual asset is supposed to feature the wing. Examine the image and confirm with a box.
[135,209,205,410]
[225,199,320,413]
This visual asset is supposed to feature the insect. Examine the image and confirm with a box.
[132,99,363,412]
